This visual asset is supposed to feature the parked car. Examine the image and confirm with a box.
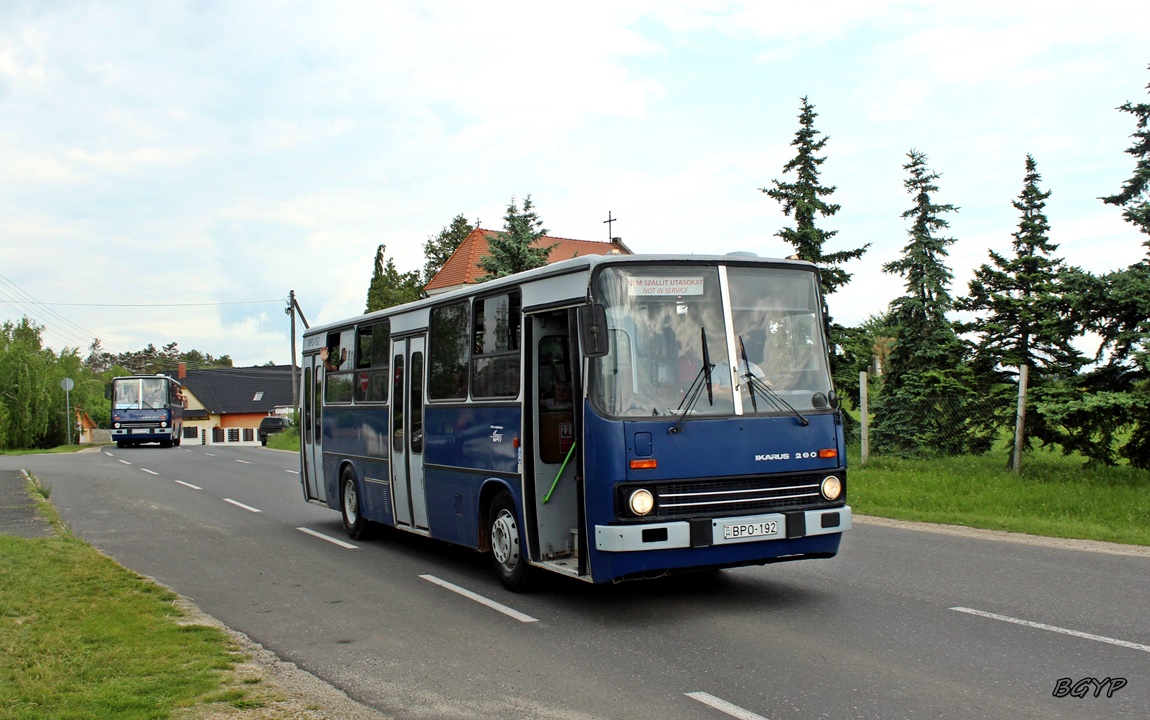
[258,416,292,446]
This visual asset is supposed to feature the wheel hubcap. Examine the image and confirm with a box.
[492,509,519,568]
[344,482,358,524]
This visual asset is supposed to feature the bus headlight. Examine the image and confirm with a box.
[113,422,121,429]
[160,421,167,428]
[820,476,843,501]
[629,488,655,516]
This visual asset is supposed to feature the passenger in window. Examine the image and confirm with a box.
[321,346,346,372]
[543,381,573,411]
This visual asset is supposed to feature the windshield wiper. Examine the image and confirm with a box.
[670,327,715,434]
[743,374,809,426]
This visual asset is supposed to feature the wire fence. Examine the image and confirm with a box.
[851,371,1025,468]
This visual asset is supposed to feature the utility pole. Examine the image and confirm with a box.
[287,290,310,412]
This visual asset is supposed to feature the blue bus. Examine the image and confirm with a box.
[110,374,184,448]
[300,254,851,589]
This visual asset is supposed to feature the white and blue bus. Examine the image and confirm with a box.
[299,254,850,589]
[110,374,184,448]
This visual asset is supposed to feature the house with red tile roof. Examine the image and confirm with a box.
[423,227,631,296]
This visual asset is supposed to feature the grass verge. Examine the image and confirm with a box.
[0,475,329,720]
[848,447,1150,546]
[265,430,299,452]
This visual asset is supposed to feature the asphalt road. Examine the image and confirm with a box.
[6,446,1149,719]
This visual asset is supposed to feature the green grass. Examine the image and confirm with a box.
[848,446,1150,546]
[265,429,300,452]
[0,479,258,720]
[0,444,98,456]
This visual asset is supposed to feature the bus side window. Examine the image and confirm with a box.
[429,301,469,400]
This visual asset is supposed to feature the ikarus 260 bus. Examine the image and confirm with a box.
[299,253,851,589]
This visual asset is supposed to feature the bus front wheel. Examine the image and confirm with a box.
[341,469,368,540]
[489,493,530,592]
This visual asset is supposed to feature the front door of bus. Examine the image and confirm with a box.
[301,354,325,503]
[390,335,428,530]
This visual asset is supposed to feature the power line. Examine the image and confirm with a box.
[27,300,283,307]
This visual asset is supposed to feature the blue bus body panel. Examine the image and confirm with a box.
[581,407,846,582]
[321,405,390,516]
[423,404,521,549]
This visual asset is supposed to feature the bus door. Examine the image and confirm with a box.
[529,311,584,574]
[390,335,429,531]
[301,355,326,503]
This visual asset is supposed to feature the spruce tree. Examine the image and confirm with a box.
[365,244,423,313]
[1101,65,1150,250]
[763,96,868,296]
[871,151,986,457]
[956,155,1086,459]
[478,195,556,281]
[423,214,475,285]
[958,155,1088,375]
[1057,66,1150,468]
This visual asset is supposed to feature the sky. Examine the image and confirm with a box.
[1,0,1148,368]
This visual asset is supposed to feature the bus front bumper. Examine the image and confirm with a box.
[594,506,851,553]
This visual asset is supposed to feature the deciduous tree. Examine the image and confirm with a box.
[365,244,423,313]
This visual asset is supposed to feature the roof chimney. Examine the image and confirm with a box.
[178,362,187,380]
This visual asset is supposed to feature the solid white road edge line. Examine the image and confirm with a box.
[685,692,771,720]
[223,498,262,513]
[175,480,202,490]
[297,527,358,549]
[950,607,1150,654]
[419,574,538,623]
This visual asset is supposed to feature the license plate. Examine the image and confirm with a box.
[722,520,780,540]
[131,428,151,434]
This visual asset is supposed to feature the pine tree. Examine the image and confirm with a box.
[478,195,556,281]
[365,244,423,313]
[423,214,475,285]
[956,155,1086,459]
[871,151,987,457]
[1055,66,1150,468]
[958,155,1085,374]
[763,97,868,296]
[1101,65,1150,251]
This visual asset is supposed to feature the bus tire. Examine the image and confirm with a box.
[489,492,530,592]
[341,468,368,540]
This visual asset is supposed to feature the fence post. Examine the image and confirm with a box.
[859,371,869,465]
[1013,364,1028,474]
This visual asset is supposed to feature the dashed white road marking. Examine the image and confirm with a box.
[419,575,538,623]
[205,453,216,457]
[285,469,299,475]
[223,498,262,513]
[685,692,771,720]
[141,468,159,475]
[235,459,251,464]
[951,607,1150,654]
[104,451,114,457]
[118,459,131,465]
[175,480,202,490]
[297,527,358,549]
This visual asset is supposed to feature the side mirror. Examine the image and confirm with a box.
[578,304,609,358]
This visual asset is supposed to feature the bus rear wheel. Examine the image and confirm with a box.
[489,493,530,592]
[341,468,368,540]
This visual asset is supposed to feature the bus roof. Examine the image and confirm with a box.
[303,252,816,339]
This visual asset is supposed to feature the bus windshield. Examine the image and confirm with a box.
[588,263,833,418]
[114,377,171,410]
